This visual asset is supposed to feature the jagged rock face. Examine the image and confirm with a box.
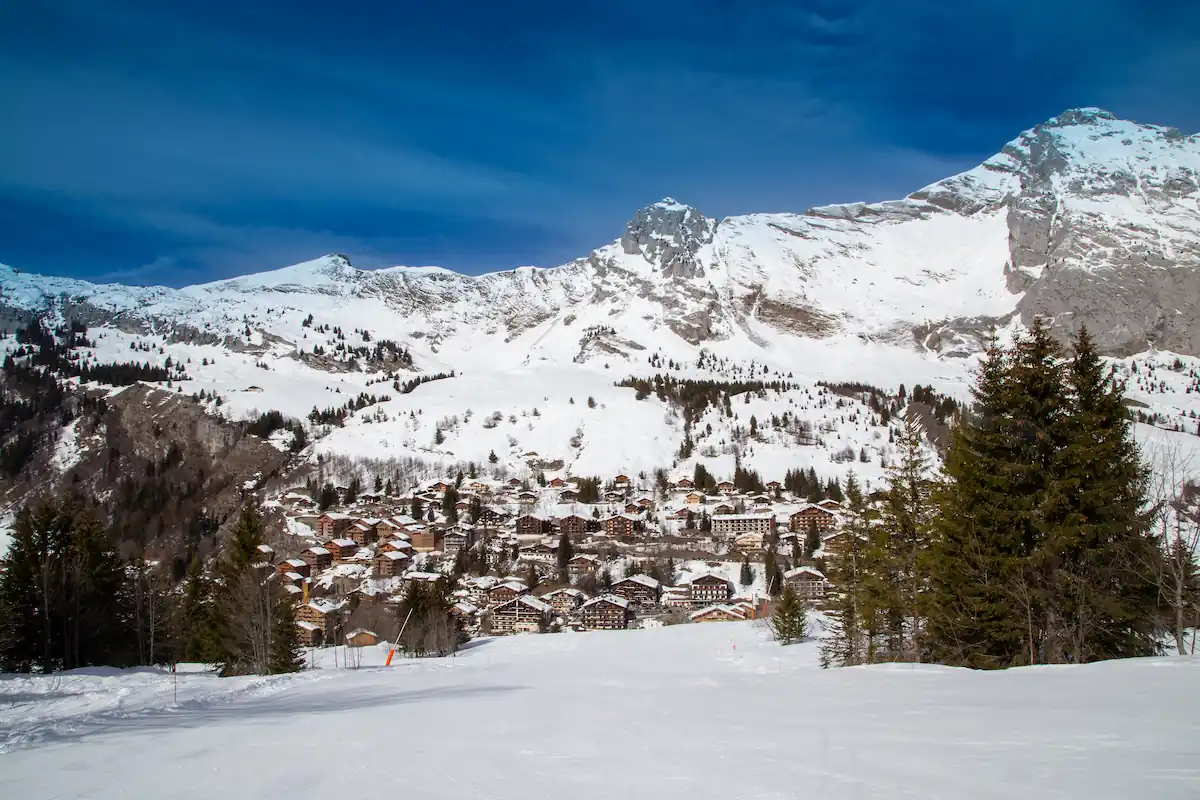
[1,109,1197,361]
[619,198,716,279]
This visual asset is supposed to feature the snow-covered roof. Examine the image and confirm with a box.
[494,580,529,593]
[297,620,321,631]
[305,546,331,556]
[784,566,827,580]
[496,595,552,613]
[711,513,774,522]
[306,598,346,614]
[405,571,443,582]
[330,538,358,547]
[542,587,584,599]
[616,574,660,589]
[344,628,377,640]
[379,551,409,562]
[320,511,352,520]
[283,558,307,567]
[582,594,629,610]
[689,603,751,621]
[256,544,274,553]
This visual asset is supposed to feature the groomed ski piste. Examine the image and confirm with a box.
[2,619,1198,799]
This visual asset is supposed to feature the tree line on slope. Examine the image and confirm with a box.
[0,500,303,675]
[819,323,1199,668]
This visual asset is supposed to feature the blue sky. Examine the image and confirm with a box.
[1,0,1197,286]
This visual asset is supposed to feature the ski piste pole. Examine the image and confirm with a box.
[385,608,415,666]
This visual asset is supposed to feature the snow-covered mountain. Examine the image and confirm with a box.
[2,107,1199,485]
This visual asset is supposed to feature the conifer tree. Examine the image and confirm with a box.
[739,555,754,587]
[927,335,1030,668]
[556,530,574,584]
[820,472,870,668]
[410,496,424,522]
[173,554,219,663]
[770,584,807,644]
[442,485,459,524]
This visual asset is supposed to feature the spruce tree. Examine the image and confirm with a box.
[556,530,574,584]
[927,334,1030,668]
[819,472,871,668]
[739,555,754,587]
[1050,326,1158,661]
[442,485,459,524]
[770,584,807,644]
[173,554,219,664]
[410,496,424,522]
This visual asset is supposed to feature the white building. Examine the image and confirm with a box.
[711,513,776,541]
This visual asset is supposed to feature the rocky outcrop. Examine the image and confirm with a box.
[620,199,717,279]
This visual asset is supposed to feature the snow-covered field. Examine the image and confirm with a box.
[2,622,1197,799]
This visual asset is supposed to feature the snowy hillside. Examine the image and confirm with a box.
[2,621,1198,799]
[1,107,1199,491]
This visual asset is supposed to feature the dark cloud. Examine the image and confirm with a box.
[0,0,1196,285]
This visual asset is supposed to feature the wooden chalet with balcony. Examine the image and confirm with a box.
[784,566,828,601]
[409,528,445,553]
[556,514,589,541]
[580,595,631,630]
[375,550,410,578]
[689,603,754,623]
[490,595,552,634]
[487,580,529,608]
[567,554,601,581]
[325,538,360,564]
[517,514,551,536]
[789,504,838,533]
[686,574,733,604]
[540,587,586,614]
[301,546,333,571]
[604,513,641,539]
[276,558,311,578]
[315,512,354,540]
[611,574,661,607]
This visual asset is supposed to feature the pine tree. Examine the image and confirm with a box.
[1049,326,1158,661]
[173,554,219,663]
[488,449,498,464]
[804,519,821,559]
[819,472,871,668]
[769,584,807,644]
[317,483,338,511]
[410,496,424,522]
[556,530,574,584]
[268,589,304,673]
[442,485,459,524]
[927,334,1031,668]
[739,555,754,587]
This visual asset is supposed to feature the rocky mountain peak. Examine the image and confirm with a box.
[619,198,716,279]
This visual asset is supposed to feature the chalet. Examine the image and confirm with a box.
[428,481,451,494]
[765,481,782,491]
[516,491,539,503]
[391,497,414,515]
[603,490,626,502]
[454,500,471,513]
[409,528,445,553]
[635,497,654,510]
[469,481,493,494]
[687,574,733,604]
[442,530,472,557]
[506,478,524,489]
[750,494,773,506]
[349,520,380,546]
[277,558,311,578]
[661,586,692,607]
[403,571,444,587]
[672,477,695,490]
[465,576,499,605]
[670,507,692,521]
[559,489,580,503]
[279,571,307,588]
[624,503,641,515]
[517,514,550,537]
[451,600,480,625]
[519,541,558,563]
[325,538,360,564]
[733,531,767,551]
[296,620,322,647]
[475,506,505,525]
[296,598,347,638]
[784,566,828,601]
[580,595,631,630]
[713,503,735,515]
[789,505,838,533]
[487,580,529,608]
[817,499,843,511]
[711,514,776,541]
[375,550,410,578]
[548,477,567,488]
[567,554,601,581]
[378,538,412,555]
[344,629,379,648]
[605,513,641,539]
[255,543,275,564]
[358,492,382,504]
[315,512,353,540]
[690,603,753,623]
[611,574,661,607]
[715,481,736,494]
[490,595,552,634]
[684,492,705,506]
[540,587,586,614]
[281,491,316,508]
[612,474,631,487]
[301,546,333,571]
[556,514,589,541]
[819,530,857,560]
